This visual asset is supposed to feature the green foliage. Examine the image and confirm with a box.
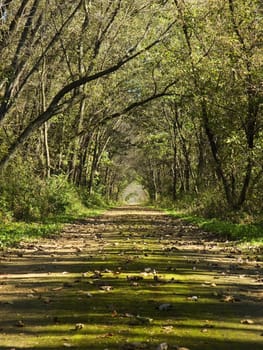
[80,191,109,209]
[0,170,75,220]
[0,168,107,247]
[0,0,262,227]
[192,189,229,219]
[153,189,229,220]
[149,196,176,209]
[0,205,105,248]
[167,210,263,244]
[0,163,107,222]
[41,175,81,217]
[0,222,60,248]
[156,185,263,244]
[200,220,263,243]
[0,162,43,220]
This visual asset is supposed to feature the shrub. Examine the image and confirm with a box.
[0,164,83,221]
[39,175,80,217]
[0,163,41,220]
[80,191,108,208]
[189,188,228,219]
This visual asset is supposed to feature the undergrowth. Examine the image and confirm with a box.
[0,178,108,248]
[153,188,263,245]
[0,207,106,248]
[166,210,263,245]
[0,169,109,247]
[0,222,60,248]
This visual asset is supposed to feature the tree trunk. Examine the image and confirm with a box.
[201,100,235,207]
[172,149,177,201]
[40,59,50,178]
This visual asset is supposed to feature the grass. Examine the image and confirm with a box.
[43,207,106,224]
[0,222,61,248]
[0,207,106,248]
[165,210,263,245]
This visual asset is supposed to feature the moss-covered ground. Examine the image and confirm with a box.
[0,207,262,349]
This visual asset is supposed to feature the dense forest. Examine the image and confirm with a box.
[0,0,262,223]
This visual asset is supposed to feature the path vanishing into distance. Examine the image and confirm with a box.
[0,207,262,350]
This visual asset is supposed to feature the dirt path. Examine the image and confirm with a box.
[0,207,262,350]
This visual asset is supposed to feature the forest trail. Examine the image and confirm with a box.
[0,207,262,350]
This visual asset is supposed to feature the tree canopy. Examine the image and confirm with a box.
[0,0,262,221]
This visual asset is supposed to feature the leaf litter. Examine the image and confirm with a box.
[0,207,262,349]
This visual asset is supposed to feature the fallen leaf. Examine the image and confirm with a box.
[26,294,35,298]
[85,292,93,298]
[112,310,118,317]
[104,268,112,273]
[130,282,140,287]
[135,315,153,324]
[51,287,63,292]
[91,271,103,279]
[201,328,208,333]
[162,325,174,333]
[240,319,254,325]
[99,332,114,338]
[221,295,235,303]
[15,320,25,327]
[100,285,113,291]
[75,323,84,330]
[187,296,198,301]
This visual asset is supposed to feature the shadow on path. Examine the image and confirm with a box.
[0,207,262,349]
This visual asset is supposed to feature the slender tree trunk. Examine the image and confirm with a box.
[171,119,177,201]
[68,98,86,182]
[43,122,50,178]
[172,147,177,201]
[152,168,158,201]
[74,133,91,186]
[201,100,234,207]
[40,59,50,178]
[196,129,205,190]
[174,105,191,193]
